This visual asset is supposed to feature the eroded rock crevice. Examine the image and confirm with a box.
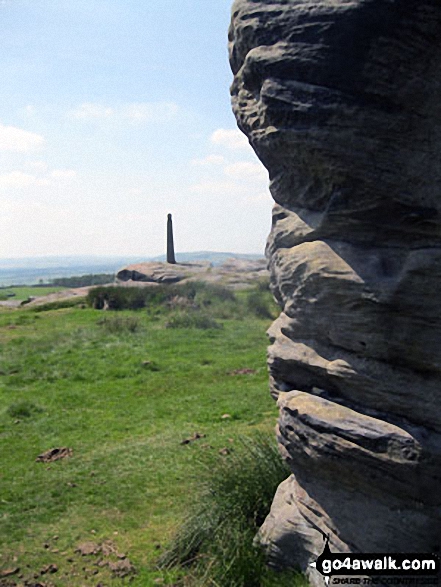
[229,0,441,582]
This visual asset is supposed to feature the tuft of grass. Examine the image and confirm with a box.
[6,400,44,419]
[159,433,303,587]
[9,314,40,326]
[165,310,222,330]
[96,315,142,333]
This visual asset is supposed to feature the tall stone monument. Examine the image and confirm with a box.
[167,213,176,265]
[229,0,441,583]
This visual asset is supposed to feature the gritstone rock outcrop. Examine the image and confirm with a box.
[229,0,441,581]
[116,259,268,289]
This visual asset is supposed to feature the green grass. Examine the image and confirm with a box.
[0,285,64,301]
[165,310,222,330]
[159,434,305,587]
[0,298,289,586]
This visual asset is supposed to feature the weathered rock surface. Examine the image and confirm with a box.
[229,0,441,581]
[116,261,211,284]
[23,286,96,308]
[116,259,268,289]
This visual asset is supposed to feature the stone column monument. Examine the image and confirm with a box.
[167,213,176,265]
[229,0,441,583]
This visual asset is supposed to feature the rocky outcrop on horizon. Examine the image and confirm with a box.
[229,0,441,583]
[0,259,269,309]
[116,259,268,289]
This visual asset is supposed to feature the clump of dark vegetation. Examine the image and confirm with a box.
[159,433,303,587]
[256,276,271,291]
[31,297,87,312]
[87,281,238,312]
[6,401,44,419]
[88,286,155,310]
[86,281,278,324]
[246,289,274,319]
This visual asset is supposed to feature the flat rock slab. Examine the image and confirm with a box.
[24,287,96,307]
[116,259,268,289]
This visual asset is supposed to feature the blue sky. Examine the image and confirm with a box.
[0,0,272,258]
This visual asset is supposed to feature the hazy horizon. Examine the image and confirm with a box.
[0,1,272,259]
[0,250,266,286]
[0,250,264,263]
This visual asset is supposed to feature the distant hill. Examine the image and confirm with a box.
[0,256,144,287]
[0,252,264,286]
[149,251,264,265]
[0,255,145,270]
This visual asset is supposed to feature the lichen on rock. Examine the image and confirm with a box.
[229,0,441,582]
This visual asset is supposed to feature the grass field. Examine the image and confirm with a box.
[0,286,65,302]
[0,288,296,586]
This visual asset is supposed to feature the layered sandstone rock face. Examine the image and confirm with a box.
[229,0,441,581]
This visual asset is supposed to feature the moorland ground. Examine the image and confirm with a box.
[0,284,304,586]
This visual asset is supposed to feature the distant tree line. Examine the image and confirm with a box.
[50,274,115,288]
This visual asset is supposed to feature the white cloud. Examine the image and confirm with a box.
[0,168,76,191]
[0,122,44,152]
[189,141,270,210]
[70,103,114,119]
[191,154,226,166]
[27,160,48,172]
[189,177,271,207]
[0,171,49,190]
[50,169,76,180]
[189,180,245,196]
[69,101,179,124]
[128,187,143,196]
[210,128,249,151]
[122,102,178,124]
[224,161,267,180]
